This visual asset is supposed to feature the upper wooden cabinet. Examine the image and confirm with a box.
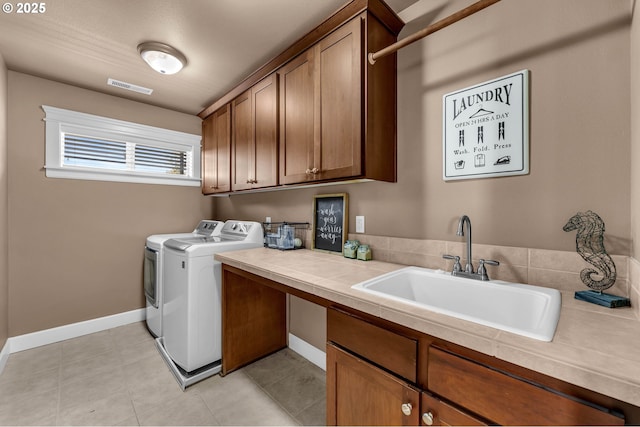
[201,104,231,194]
[279,10,400,185]
[279,17,363,184]
[200,0,403,194]
[231,74,279,191]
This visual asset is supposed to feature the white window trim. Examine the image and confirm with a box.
[43,105,201,187]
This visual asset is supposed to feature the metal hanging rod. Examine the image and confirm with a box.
[368,0,502,65]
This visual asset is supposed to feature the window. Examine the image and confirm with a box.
[43,105,201,186]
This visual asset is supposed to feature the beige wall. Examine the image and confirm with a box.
[631,0,640,260]
[0,54,8,349]
[218,0,631,253]
[216,0,633,351]
[7,72,214,336]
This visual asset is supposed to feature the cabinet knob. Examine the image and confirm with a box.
[311,167,319,174]
[305,168,312,174]
[422,412,434,426]
[246,180,252,184]
[401,403,412,416]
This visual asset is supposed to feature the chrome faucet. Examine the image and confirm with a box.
[443,215,500,281]
[457,215,473,273]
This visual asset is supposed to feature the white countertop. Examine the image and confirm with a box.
[215,247,640,407]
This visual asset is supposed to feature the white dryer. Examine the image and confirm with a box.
[157,220,263,389]
[143,220,224,338]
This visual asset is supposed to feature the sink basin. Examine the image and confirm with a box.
[352,267,561,341]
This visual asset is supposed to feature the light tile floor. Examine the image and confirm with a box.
[0,322,326,426]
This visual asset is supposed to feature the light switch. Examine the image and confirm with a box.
[356,216,365,233]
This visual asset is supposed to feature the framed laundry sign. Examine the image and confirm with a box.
[442,70,529,181]
[312,193,348,254]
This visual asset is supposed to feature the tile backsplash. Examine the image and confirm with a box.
[345,233,638,318]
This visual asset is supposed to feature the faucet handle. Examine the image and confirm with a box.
[443,254,462,273]
[478,259,500,281]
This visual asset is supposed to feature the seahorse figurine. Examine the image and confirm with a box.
[562,210,616,292]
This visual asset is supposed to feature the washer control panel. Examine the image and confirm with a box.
[222,221,251,236]
[193,220,224,236]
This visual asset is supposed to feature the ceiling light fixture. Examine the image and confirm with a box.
[137,42,187,75]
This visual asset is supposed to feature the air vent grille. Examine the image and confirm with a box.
[107,78,153,95]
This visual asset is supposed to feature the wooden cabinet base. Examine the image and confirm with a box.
[221,266,286,375]
[327,344,420,426]
[327,306,635,426]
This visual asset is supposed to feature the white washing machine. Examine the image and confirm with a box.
[157,220,263,389]
[143,220,224,338]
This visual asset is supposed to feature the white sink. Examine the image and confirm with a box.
[352,267,561,342]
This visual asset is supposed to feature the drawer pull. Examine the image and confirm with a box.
[401,403,412,416]
[422,412,434,426]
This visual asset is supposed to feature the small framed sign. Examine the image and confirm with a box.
[312,193,348,254]
[443,69,530,181]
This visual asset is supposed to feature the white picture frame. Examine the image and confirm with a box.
[442,70,530,181]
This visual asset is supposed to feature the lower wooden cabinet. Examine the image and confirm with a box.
[217,264,637,426]
[421,392,487,426]
[327,307,628,426]
[327,344,420,426]
[427,346,623,426]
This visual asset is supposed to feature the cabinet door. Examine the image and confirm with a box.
[252,74,278,188]
[279,48,316,184]
[232,75,278,191]
[420,392,487,426]
[231,90,252,191]
[327,343,420,426]
[279,18,363,185]
[202,104,231,194]
[316,17,362,181]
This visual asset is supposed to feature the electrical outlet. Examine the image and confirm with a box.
[355,216,365,233]
[266,216,272,223]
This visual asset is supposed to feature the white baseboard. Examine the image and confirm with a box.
[8,308,145,354]
[2,313,324,379]
[0,338,9,373]
[288,333,326,371]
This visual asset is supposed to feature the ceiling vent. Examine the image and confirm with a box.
[107,78,153,95]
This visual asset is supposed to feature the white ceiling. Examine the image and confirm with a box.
[0,0,418,116]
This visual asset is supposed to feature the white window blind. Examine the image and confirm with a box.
[63,134,127,170]
[134,144,189,175]
[43,106,201,186]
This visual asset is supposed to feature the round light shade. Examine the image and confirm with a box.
[138,42,187,75]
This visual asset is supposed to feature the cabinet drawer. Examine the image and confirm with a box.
[327,307,417,382]
[421,392,487,426]
[428,346,624,426]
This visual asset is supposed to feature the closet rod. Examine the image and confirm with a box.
[368,0,501,65]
